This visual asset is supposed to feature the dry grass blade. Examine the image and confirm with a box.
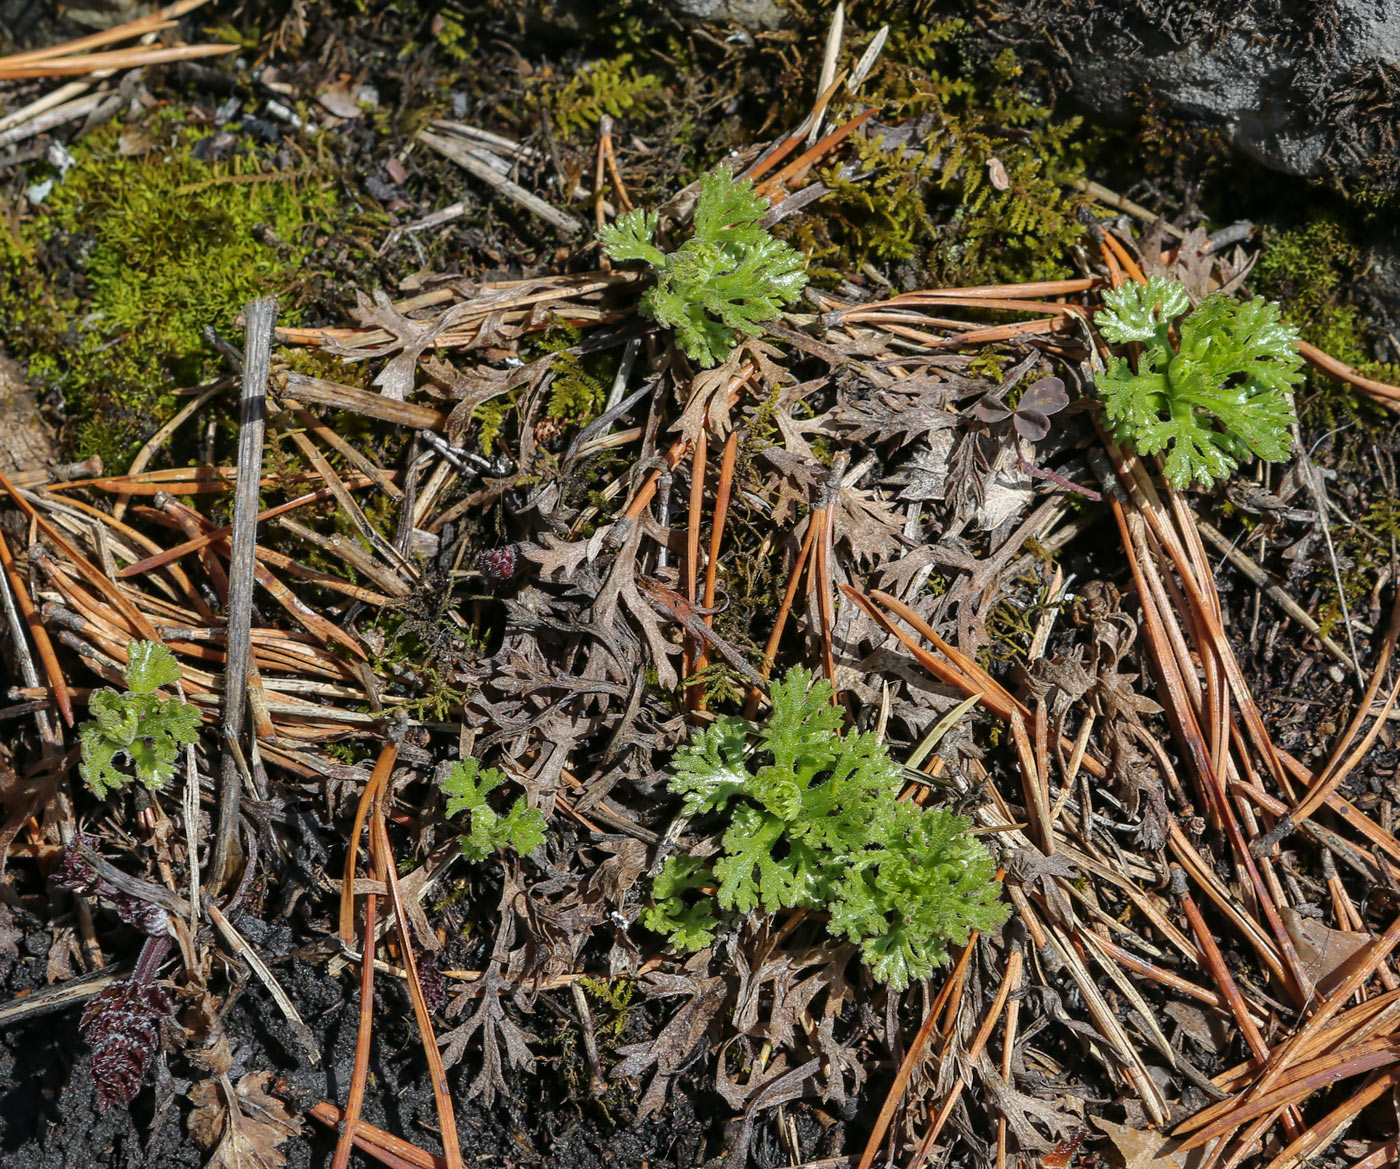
[0,0,205,65]
[0,43,239,80]
[1286,587,1400,827]
[906,941,1022,1169]
[272,371,451,430]
[684,430,707,690]
[1261,1066,1400,1169]
[0,1,236,81]
[855,941,977,1169]
[754,106,876,198]
[0,468,159,640]
[0,523,73,726]
[1298,340,1400,408]
[417,128,583,236]
[693,431,738,704]
[333,826,381,1169]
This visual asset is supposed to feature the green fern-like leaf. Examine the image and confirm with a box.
[642,856,719,950]
[441,758,546,861]
[645,667,1007,989]
[546,352,608,423]
[1094,277,1302,488]
[545,54,660,139]
[598,162,808,368]
[78,640,200,798]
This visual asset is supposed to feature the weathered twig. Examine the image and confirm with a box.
[209,297,275,892]
[417,128,584,236]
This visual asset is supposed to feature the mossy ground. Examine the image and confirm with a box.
[0,113,357,469]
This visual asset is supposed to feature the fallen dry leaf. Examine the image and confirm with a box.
[188,1072,302,1169]
[1093,1116,1217,1169]
[1281,906,1376,997]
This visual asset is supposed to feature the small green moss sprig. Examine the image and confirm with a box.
[1094,276,1303,489]
[79,642,201,798]
[440,758,546,860]
[643,668,1007,990]
[598,163,808,368]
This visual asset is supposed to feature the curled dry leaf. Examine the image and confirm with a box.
[188,1072,303,1169]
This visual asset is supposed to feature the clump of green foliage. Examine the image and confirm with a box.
[79,642,201,799]
[644,668,1007,990]
[546,351,609,424]
[598,163,808,368]
[0,115,339,469]
[440,758,546,860]
[535,53,661,139]
[1094,276,1302,489]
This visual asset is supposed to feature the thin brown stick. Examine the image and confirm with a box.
[0,44,238,80]
[370,810,463,1169]
[1262,1066,1400,1169]
[0,525,74,725]
[693,431,737,707]
[855,940,978,1169]
[310,1102,447,1169]
[1299,340,1400,407]
[332,822,380,1169]
[743,514,818,719]
[907,943,1023,1169]
[754,106,878,197]
[684,430,708,689]
[0,467,158,640]
[209,297,274,890]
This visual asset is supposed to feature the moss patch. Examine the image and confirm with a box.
[783,20,1091,288]
[0,114,342,470]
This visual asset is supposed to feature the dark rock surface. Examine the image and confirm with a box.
[994,0,1399,187]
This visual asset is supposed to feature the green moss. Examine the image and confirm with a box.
[546,351,609,424]
[785,24,1089,287]
[531,53,661,140]
[578,976,635,1039]
[0,113,342,470]
[1251,216,1400,418]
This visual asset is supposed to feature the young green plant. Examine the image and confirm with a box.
[440,758,546,860]
[79,641,201,798]
[644,668,1007,990]
[598,163,808,368]
[1093,275,1303,489]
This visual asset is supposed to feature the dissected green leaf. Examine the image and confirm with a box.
[642,856,719,950]
[1093,277,1302,489]
[124,640,183,693]
[77,645,201,798]
[598,162,808,367]
[441,758,546,861]
[646,667,1007,989]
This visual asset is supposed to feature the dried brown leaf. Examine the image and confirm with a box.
[613,972,727,1118]
[1091,1116,1213,1169]
[1281,907,1376,996]
[830,373,965,445]
[188,1073,302,1169]
[671,348,747,445]
[833,486,908,567]
[327,290,471,401]
[523,530,612,582]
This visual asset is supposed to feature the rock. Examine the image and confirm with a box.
[993,0,1400,187]
[520,0,787,38]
